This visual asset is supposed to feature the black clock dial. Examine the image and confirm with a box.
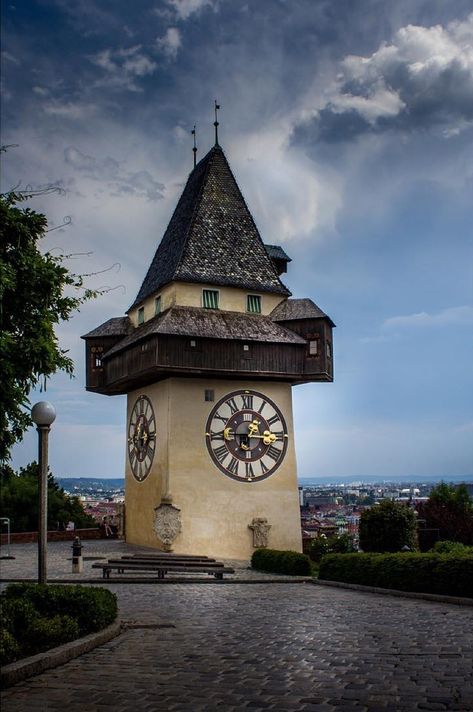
[205,389,288,482]
[128,395,156,482]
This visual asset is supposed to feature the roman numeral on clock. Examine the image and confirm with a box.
[227,398,239,415]
[241,394,253,409]
[266,414,280,427]
[214,445,228,463]
[227,457,239,475]
[266,445,281,462]
[209,430,224,441]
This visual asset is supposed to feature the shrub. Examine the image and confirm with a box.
[319,552,473,598]
[251,548,312,576]
[310,534,355,563]
[0,629,21,666]
[0,584,118,665]
[431,540,473,554]
[359,500,417,552]
[4,584,118,635]
[23,615,80,656]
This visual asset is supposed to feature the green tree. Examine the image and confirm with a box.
[0,189,97,461]
[0,463,96,532]
[359,499,417,552]
[417,482,473,545]
[310,533,355,562]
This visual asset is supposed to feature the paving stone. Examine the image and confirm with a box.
[1,541,472,711]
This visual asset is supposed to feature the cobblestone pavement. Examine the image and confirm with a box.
[2,577,473,711]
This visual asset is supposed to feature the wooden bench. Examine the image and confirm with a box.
[104,558,227,571]
[121,554,217,563]
[92,561,234,580]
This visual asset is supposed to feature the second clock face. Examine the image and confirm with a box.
[205,389,289,482]
[128,395,156,482]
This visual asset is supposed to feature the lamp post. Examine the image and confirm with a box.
[31,401,56,584]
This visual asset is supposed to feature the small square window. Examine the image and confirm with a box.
[243,344,250,351]
[204,389,214,402]
[309,340,318,356]
[138,307,145,325]
[190,340,196,348]
[247,295,261,313]
[203,289,219,309]
[155,296,162,315]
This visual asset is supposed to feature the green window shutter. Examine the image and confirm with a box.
[247,295,261,313]
[203,290,219,309]
[155,296,162,315]
[138,307,145,324]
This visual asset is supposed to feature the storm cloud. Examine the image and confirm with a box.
[294,13,473,143]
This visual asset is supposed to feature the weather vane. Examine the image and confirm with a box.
[191,125,197,168]
[214,100,221,146]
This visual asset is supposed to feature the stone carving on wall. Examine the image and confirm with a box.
[249,518,271,548]
[154,499,182,551]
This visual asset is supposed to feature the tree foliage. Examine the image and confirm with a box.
[359,499,418,552]
[0,189,97,460]
[0,463,96,532]
[417,482,473,545]
[310,533,355,562]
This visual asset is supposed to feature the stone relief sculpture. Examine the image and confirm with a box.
[249,517,271,548]
[154,498,182,551]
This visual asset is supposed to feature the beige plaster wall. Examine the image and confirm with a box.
[125,377,302,559]
[128,282,285,326]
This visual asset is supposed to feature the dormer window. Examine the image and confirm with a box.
[247,295,261,313]
[326,342,332,359]
[138,307,145,325]
[203,289,219,309]
[155,296,162,315]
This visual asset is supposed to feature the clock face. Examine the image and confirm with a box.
[205,389,288,482]
[128,395,156,482]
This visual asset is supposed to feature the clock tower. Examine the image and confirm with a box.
[82,135,334,559]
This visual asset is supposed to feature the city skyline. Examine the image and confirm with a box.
[2,0,472,479]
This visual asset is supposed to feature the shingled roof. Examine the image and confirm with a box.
[129,145,291,310]
[81,317,132,339]
[104,306,305,358]
[271,298,335,326]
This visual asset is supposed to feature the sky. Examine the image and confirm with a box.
[2,0,472,480]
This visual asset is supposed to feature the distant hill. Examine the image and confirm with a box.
[57,477,124,490]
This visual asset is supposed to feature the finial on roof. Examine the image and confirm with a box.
[191,125,197,168]
[214,100,220,146]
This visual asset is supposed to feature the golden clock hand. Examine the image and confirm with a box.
[223,427,234,441]
[247,419,260,437]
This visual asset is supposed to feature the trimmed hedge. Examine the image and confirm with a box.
[0,584,118,666]
[318,552,473,598]
[251,548,312,576]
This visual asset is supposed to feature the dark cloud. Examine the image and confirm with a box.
[293,13,473,144]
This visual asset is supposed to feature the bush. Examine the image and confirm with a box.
[0,584,118,665]
[251,548,312,576]
[431,540,473,554]
[319,552,473,598]
[359,500,417,552]
[23,615,80,656]
[310,534,355,563]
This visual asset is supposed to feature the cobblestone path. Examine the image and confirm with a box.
[2,582,472,711]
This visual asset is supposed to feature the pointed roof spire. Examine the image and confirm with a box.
[214,100,220,146]
[130,144,290,309]
[191,124,197,168]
